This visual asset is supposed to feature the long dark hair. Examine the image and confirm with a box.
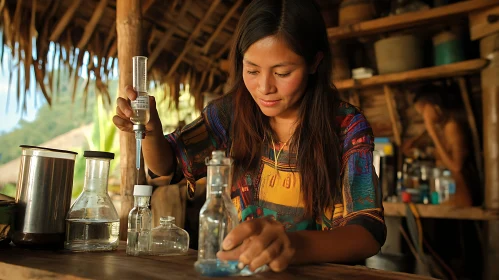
[227,0,341,219]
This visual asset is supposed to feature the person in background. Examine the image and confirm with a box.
[113,0,385,272]
[412,83,481,207]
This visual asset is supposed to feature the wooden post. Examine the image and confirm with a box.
[116,0,145,241]
[480,32,499,280]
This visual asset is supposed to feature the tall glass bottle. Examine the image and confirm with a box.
[65,151,119,252]
[194,151,241,276]
[126,185,153,256]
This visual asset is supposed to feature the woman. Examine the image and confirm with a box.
[411,83,481,207]
[113,0,385,272]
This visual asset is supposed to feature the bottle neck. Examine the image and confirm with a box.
[134,196,150,207]
[83,158,111,193]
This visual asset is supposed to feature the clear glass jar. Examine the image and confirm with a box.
[126,185,153,256]
[65,151,119,252]
[150,216,189,256]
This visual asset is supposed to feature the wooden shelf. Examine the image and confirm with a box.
[334,58,488,91]
[327,0,498,40]
[383,202,499,220]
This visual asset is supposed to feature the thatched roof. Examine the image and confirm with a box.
[0,0,340,112]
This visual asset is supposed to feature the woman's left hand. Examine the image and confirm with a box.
[216,217,296,272]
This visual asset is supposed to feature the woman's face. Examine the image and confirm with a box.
[242,35,311,120]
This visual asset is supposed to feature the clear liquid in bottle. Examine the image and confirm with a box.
[65,219,119,252]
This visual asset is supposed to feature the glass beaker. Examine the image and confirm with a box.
[150,216,189,256]
[65,151,120,252]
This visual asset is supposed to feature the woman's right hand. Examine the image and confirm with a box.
[113,85,162,135]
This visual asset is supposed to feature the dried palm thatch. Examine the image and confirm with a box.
[0,0,249,113]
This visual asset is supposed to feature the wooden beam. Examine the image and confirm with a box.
[76,0,108,50]
[383,202,499,220]
[103,21,116,55]
[328,0,499,40]
[49,0,82,42]
[481,38,499,211]
[167,0,221,77]
[219,59,230,72]
[216,38,232,59]
[202,0,243,54]
[147,0,191,70]
[141,0,155,14]
[469,4,499,41]
[383,85,402,146]
[456,77,484,188]
[116,0,144,241]
[480,30,499,280]
[334,59,488,91]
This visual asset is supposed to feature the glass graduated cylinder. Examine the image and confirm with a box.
[130,92,150,126]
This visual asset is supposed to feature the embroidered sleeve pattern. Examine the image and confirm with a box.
[321,106,386,246]
[165,93,232,196]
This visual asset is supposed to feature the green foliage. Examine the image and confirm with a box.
[72,90,120,198]
[0,78,103,165]
[0,183,16,198]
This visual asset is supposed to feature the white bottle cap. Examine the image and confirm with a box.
[133,185,153,196]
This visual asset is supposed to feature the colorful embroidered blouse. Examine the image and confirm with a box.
[165,92,386,246]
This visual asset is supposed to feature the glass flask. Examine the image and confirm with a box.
[126,185,153,256]
[65,151,119,252]
[150,216,189,256]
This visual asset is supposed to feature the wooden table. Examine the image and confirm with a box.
[0,243,434,280]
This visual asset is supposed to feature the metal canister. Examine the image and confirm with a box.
[12,145,77,248]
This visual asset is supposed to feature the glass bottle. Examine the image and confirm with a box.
[194,151,242,276]
[127,184,153,256]
[65,151,119,252]
[439,170,456,204]
[150,216,189,256]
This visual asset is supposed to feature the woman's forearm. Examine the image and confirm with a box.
[287,225,380,265]
[425,123,461,173]
[142,129,176,177]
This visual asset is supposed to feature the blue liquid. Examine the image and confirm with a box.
[194,260,241,277]
[194,260,269,277]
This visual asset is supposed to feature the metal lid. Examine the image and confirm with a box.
[20,145,77,155]
[83,151,115,159]
[20,145,77,160]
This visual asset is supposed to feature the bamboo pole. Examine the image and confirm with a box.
[167,0,221,77]
[116,0,144,241]
[49,0,83,42]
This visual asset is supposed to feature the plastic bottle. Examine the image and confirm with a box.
[126,185,153,256]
